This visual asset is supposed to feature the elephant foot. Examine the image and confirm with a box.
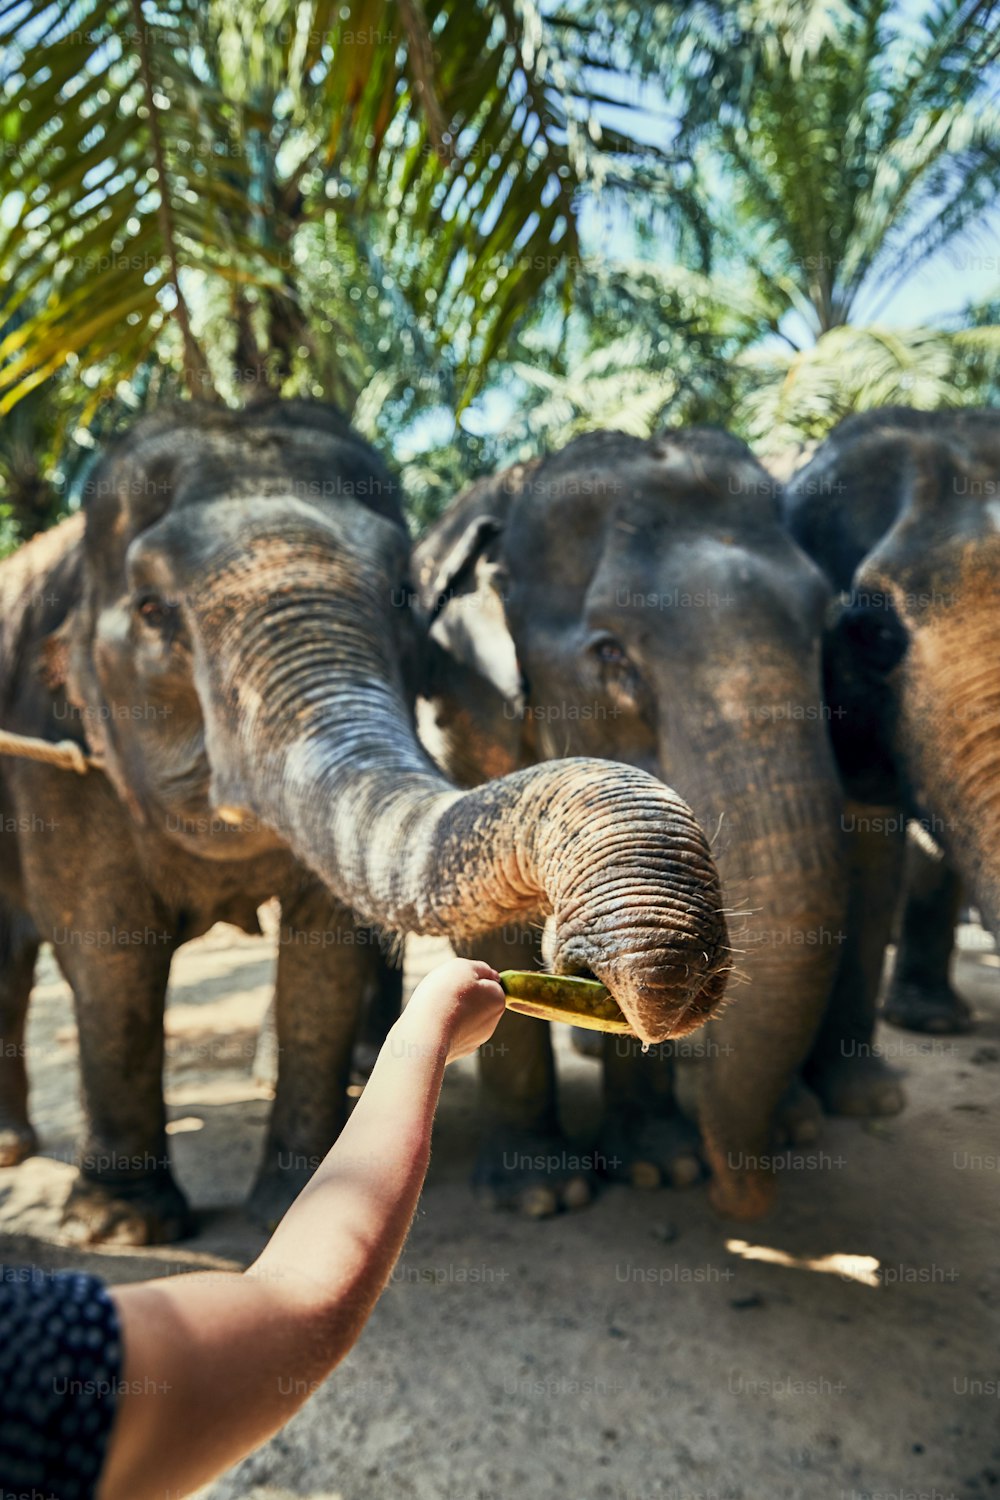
[706,1165,776,1221]
[882,979,973,1035]
[773,1078,823,1147]
[247,1158,314,1233]
[473,1125,594,1217]
[62,1172,195,1246]
[598,1109,703,1190]
[570,1026,603,1061]
[0,1120,38,1167]
[807,1052,905,1118]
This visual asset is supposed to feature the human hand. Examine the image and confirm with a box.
[403,957,505,1063]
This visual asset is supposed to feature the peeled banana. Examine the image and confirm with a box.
[499,970,633,1034]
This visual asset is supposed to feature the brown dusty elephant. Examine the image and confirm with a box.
[415,427,879,1222]
[0,400,729,1245]
[784,406,1000,1057]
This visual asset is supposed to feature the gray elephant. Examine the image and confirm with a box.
[784,406,1000,1057]
[415,427,886,1222]
[0,400,729,1245]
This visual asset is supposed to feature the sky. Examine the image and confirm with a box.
[856,227,1000,325]
[579,8,1000,334]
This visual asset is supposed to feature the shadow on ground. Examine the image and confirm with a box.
[2,928,999,1500]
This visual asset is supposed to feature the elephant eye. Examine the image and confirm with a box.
[135,591,179,632]
[591,634,630,668]
[586,630,647,712]
[839,596,908,674]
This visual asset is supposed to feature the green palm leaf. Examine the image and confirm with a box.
[738,321,1000,451]
[0,0,662,415]
[564,0,1000,338]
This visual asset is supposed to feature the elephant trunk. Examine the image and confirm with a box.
[189,544,729,1045]
[900,599,1000,932]
[687,763,848,997]
[661,693,848,1215]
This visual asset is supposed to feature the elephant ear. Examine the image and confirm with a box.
[417,635,524,787]
[822,593,906,806]
[37,612,75,694]
[414,467,532,785]
[37,606,112,771]
[422,513,504,628]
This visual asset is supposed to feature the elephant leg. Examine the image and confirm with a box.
[772,1076,823,1148]
[247,886,364,1230]
[570,1025,603,1060]
[693,1009,813,1221]
[458,926,589,1217]
[253,937,400,1093]
[882,839,969,1033]
[0,903,39,1166]
[598,1036,702,1190]
[57,929,189,1246]
[805,801,907,1117]
[352,938,403,1079]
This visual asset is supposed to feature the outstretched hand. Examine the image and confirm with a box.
[100,956,509,1500]
[403,957,506,1062]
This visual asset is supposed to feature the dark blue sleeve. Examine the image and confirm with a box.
[0,1266,122,1500]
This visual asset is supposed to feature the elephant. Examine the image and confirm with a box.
[784,405,1000,1050]
[414,426,871,1221]
[0,401,732,1247]
[883,832,968,1034]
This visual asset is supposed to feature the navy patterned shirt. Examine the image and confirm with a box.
[0,1267,122,1500]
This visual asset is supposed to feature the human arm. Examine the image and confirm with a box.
[98,957,505,1500]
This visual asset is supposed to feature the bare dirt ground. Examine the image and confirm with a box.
[1,924,999,1500]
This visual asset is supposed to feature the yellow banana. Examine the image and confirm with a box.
[499,970,633,1034]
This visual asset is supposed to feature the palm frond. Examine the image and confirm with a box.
[737,321,1000,451]
[0,0,669,415]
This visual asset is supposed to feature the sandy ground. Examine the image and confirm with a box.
[1,925,999,1500]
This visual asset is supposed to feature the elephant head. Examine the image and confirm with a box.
[51,401,729,1045]
[415,428,848,1213]
[785,406,1000,932]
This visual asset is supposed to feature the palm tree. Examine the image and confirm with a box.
[738,319,1000,450]
[542,0,1000,446]
[567,0,1000,337]
[487,257,768,456]
[0,384,59,538]
[0,0,660,419]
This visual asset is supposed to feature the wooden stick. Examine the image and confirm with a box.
[0,728,95,774]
